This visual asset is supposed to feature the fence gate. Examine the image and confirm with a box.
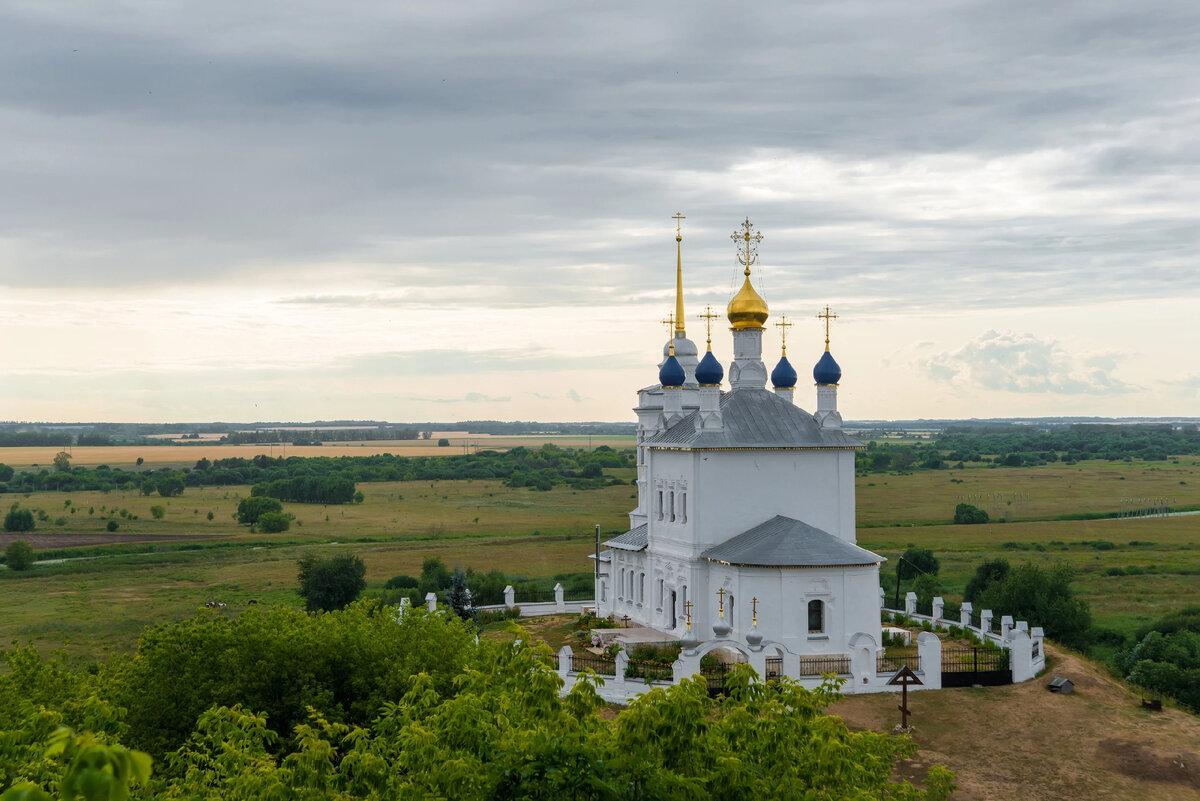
[940,645,1011,687]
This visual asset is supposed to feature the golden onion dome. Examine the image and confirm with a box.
[727,274,769,329]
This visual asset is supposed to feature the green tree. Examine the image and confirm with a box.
[255,511,291,533]
[437,438,450,447]
[4,503,35,533]
[447,566,472,620]
[149,505,166,520]
[52,451,71,473]
[156,475,185,497]
[297,554,367,612]
[236,495,283,525]
[953,502,989,524]
[913,573,942,616]
[976,562,1091,649]
[5,539,35,571]
[898,546,939,580]
[963,558,1010,603]
[418,556,452,597]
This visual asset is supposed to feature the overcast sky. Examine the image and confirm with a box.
[2,0,1198,424]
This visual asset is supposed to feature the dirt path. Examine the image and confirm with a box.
[829,645,1200,800]
[0,532,223,550]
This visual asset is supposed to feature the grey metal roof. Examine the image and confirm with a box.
[643,388,862,449]
[701,515,884,567]
[604,523,648,551]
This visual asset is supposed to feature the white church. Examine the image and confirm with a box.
[593,218,886,675]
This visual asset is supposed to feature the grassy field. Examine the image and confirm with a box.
[2,457,1199,665]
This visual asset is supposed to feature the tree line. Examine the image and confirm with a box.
[0,445,633,497]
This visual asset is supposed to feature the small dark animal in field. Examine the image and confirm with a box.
[203,600,228,610]
[247,599,259,605]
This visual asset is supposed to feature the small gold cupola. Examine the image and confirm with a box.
[726,218,769,329]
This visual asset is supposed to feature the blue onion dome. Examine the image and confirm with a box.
[695,349,724,386]
[813,350,842,385]
[659,346,686,388]
[771,355,798,388]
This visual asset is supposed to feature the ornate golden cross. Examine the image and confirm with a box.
[731,218,763,275]
[672,212,685,240]
[751,596,759,626]
[698,305,720,348]
[775,315,793,356]
[716,587,727,617]
[661,313,675,338]
[817,305,838,351]
[684,599,694,630]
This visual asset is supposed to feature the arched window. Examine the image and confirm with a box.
[808,600,825,634]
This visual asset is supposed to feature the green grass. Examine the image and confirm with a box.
[2,457,1198,665]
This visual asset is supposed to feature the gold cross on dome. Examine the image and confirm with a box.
[731,218,763,276]
[684,600,694,630]
[716,587,727,617]
[698,305,720,348]
[672,212,685,240]
[660,313,675,338]
[751,596,759,626]
[775,315,793,356]
[817,305,838,351]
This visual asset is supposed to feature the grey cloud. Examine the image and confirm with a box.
[566,389,582,403]
[921,330,1136,395]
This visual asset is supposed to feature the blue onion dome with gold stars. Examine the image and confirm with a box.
[813,350,841,385]
[695,348,724,386]
[771,355,798,388]
[659,343,686,387]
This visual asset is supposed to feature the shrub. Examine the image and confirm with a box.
[150,505,166,520]
[107,520,119,532]
[3,503,35,532]
[255,511,291,533]
[237,496,283,525]
[4,539,35,570]
[953,503,990,524]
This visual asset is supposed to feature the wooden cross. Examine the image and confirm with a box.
[698,305,721,348]
[775,315,793,356]
[817,305,838,351]
[731,218,763,275]
[886,665,924,729]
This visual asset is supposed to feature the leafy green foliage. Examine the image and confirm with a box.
[4,503,35,533]
[953,502,989,524]
[297,554,367,612]
[447,566,472,620]
[4,539,35,571]
[974,562,1092,650]
[149,505,165,520]
[1115,608,1200,711]
[252,475,356,504]
[254,511,291,533]
[234,496,282,525]
[964,558,1011,603]
[899,546,939,579]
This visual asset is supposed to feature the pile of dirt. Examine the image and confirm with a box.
[829,645,1200,800]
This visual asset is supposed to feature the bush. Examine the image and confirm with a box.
[4,539,35,570]
[237,495,283,525]
[150,505,166,520]
[953,503,990,524]
[255,511,291,533]
[106,520,119,532]
[3,503,35,532]
[297,553,367,612]
[385,574,419,590]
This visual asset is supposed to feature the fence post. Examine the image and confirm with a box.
[557,645,573,679]
[879,587,886,609]
[614,649,628,686]
[397,597,411,622]
[554,582,565,612]
[905,591,917,616]
[1009,629,1034,682]
[425,592,437,613]
[1001,615,1013,640]
[1030,626,1045,668]
[980,609,993,636]
[960,601,973,629]
[932,596,944,623]
[1016,620,1029,634]
[503,585,515,609]
[917,631,942,690]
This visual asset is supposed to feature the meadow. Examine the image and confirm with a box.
[1,452,1198,665]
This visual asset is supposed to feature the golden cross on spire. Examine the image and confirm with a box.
[817,305,838,352]
[698,305,720,350]
[731,218,763,276]
[775,314,793,356]
[661,313,675,338]
[716,587,727,617]
[672,212,685,241]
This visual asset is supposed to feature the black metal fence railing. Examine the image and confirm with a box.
[625,660,674,683]
[764,657,783,679]
[570,652,616,676]
[563,587,594,602]
[515,587,558,604]
[941,645,1009,672]
[798,655,852,676]
[701,663,729,696]
[940,601,962,622]
[877,651,921,674]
